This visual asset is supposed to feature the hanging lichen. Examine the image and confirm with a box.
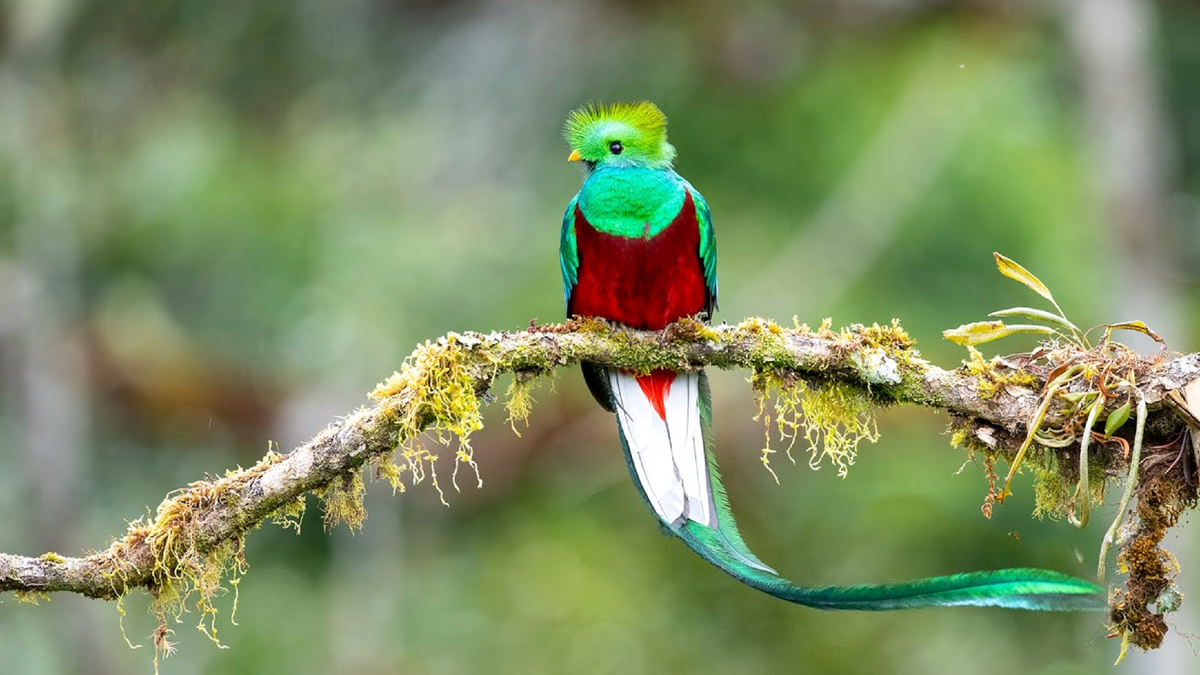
[752,369,880,480]
[369,332,493,505]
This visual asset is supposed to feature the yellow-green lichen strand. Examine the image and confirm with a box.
[752,369,880,480]
[319,470,367,532]
[369,333,490,499]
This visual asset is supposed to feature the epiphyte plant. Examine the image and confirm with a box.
[943,252,1186,661]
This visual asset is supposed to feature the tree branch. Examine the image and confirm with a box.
[2,317,1197,651]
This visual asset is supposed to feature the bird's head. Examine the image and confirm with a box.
[563,101,677,172]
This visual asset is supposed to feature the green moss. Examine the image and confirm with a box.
[960,347,1039,400]
[852,319,916,351]
[732,317,791,373]
[741,319,917,479]
[1030,450,1107,521]
[269,495,307,534]
[1033,456,1088,520]
[80,448,310,670]
[946,418,1006,518]
[815,317,836,339]
[945,419,1001,461]
[320,470,367,532]
[948,412,1110,523]
[504,373,539,435]
[1032,460,1070,520]
[371,333,485,440]
[376,440,450,505]
[752,369,879,480]
[142,489,248,661]
[948,426,970,451]
[14,590,50,605]
[38,552,66,564]
[735,316,786,339]
[370,332,489,502]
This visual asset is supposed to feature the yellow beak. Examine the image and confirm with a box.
[567,149,583,162]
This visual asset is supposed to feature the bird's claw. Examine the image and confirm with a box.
[658,323,677,346]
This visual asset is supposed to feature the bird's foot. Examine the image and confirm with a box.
[658,323,677,346]
[660,316,710,345]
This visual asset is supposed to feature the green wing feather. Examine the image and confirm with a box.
[559,194,579,310]
[616,372,1106,613]
[689,186,718,315]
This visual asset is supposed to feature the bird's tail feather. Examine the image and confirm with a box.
[609,368,1106,612]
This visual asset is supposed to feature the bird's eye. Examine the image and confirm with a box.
[609,141,623,155]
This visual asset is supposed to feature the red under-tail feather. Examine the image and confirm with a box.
[635,369,676,421]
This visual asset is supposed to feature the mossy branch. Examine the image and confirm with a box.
[2,317,1198,656]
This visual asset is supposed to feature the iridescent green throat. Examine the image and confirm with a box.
[577,166,687,239]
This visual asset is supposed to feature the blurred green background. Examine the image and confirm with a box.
[2,1,1199,673]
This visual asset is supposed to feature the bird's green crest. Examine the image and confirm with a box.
[563,100,677,168]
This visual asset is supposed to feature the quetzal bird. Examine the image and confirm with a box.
[558,101,1105,611]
